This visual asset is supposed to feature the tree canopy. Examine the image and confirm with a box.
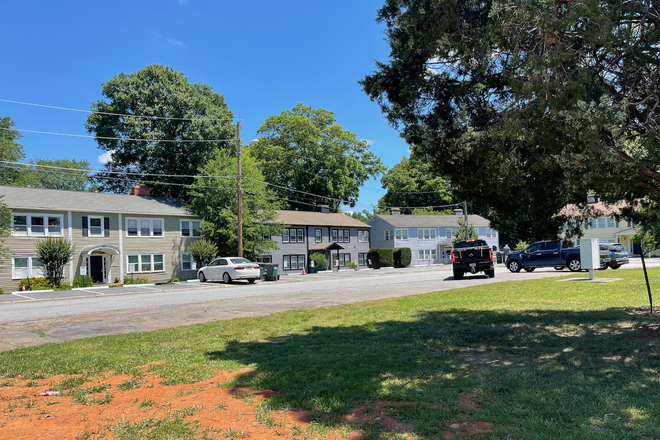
[253,103,386,211]
[0,115,25,186]
[86,64,235,200]
[18,158,96,191]
[361,0,660,237]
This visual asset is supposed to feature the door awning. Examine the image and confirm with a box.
[310,242,344,252]
[79,245,120,255]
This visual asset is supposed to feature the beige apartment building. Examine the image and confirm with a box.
[0,185,202,292]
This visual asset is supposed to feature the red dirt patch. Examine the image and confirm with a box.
[343,400,414,433]
[444,394,494,439]
[0,371,357,439]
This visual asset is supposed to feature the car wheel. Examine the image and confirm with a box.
[508,260,521,273]
[599,262,608,270]
[453,269,464,280]
[486,269,495,278]
[223,272,232,284]
[610,263,620,269]
[198,272,206,282]
[524,267,535,272]
[568,258,581,272]
[554,266,565,270]
[248,279,256,284]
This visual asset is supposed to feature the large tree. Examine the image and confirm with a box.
[0,115,26,185]
[253,103,386,211]
[361,0,660,237]
[18,158,96,191]
[86,64,235,200]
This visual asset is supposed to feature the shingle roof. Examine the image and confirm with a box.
[275,210,370,228]
[0,186,195,217]
[371,214,491,228]
[559,201,630,217]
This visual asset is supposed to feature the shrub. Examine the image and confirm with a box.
[167,277,180,284]
[310,252,327,271]
[124,275,152,285]
[0,287,4,295]
[18,277,52,291]
[187,239,218,269]
[346,262,357,270]
[514,240,530,251]
[72,275,93,288]
[57,281,72,291]
[367,248,393,269]
[35,237,76,288]
[393,248,411,268]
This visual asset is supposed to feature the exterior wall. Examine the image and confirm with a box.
[367,216,395,249]
[560,218,642,255]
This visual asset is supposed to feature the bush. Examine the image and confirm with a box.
[310,252,328,271]
[0,287,4,295]
[72,275,93,288]
[514,240,530,251]
[187,239,218,269]
[35,237,76,288]
[346,262,358,270]
[57,281,72,291]
[367,248,393,269]
[124,275,152,285]
[18,277,52,291]
[167,277,180,284]
[393,248,411,268]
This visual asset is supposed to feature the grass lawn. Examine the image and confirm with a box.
[2,268,660,439]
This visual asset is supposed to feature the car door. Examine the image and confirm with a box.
[522,242,544,264]
[206,259,221,280]
[537,241,561,266]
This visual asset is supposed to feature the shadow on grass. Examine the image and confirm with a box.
[208,308,660,439]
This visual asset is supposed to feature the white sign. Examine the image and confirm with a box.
[22,268,31,277]
[310,261,315,267]
[79,266,87,276]
[335,260,339,266]
[191,262,197,270]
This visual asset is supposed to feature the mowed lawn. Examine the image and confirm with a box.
[2,268,660,439]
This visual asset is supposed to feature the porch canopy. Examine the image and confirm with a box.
[79,245,120,255]
[310,242,344,252]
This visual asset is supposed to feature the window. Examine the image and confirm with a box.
[335,253,352,267]
[181,220,201,237]
[315,229,322,243]
[283,255,305,270]
[486,228,496,238]
[332,229,350,243]
[181,253,196,271]
[11,213,63,237]
[395,228,408,240]
[385,230,393,240]
[418,249,437,261]
[283,228,304,243]
[89,216,103,236]
[126,218,165,237]
[446,228,453,238]
[586,217,617,229]
[255,255,272,263]
[262,234,271,241]
[127,254,165,273]
[12,256,44,279]
[358,253,367,266]
[419,229,436,240]
[358,230,370,243]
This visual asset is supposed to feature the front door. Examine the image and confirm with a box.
[90,256,104,283]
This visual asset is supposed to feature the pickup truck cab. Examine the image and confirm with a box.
[451,239,494,280]
[506,241,581,273]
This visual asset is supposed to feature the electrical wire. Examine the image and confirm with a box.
[0,127,236,143]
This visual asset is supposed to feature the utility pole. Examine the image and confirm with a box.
[236,120,243,257]
[463,200,469,239]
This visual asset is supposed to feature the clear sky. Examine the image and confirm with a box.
[0,0,410,210]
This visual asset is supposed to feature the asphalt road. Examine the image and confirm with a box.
[1,259,658,352]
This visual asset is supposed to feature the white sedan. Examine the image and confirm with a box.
[197,257,260,284]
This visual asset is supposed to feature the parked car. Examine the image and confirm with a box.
[197,257,260,284]
[507,241,581,272]
[451,239,494,279]
[600,243,629,269]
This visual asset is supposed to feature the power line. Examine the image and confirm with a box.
[0,127,236,143]
[0,98,236,122]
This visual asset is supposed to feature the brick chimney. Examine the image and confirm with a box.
[390,207,401,215]
[319,205,330,214]
[131,185,151,197]
[453,208,463,216]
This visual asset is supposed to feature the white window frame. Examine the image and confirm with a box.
[125,217,165,238]
[11,213,64,237]
[283,254,305,270]
[332,229,351,243]
[12,256,45,279]
[446,228,453,238]
[486,228,496,238]
[358,230,370,243]
[358,252,368,266]
[586,216,617,229]
[418,249,437,261]
[88,215,104,237]
[385,230,393,240]
[395,228,408,240]
[126,253,166,273]
[181,252,197,271]
[180,219,202,237]
[419,228,436,240]
[283,228,304,243]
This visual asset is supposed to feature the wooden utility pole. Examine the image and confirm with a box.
[237,120,243,257]
[463,201,468,239]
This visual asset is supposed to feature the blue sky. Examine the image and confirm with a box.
[0,0,409,210]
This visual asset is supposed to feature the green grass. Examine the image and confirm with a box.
[2,268,660,439]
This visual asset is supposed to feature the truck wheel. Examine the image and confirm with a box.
[486,269,495,278]
[609,263,620,269]
[523,267,536,272]
[453,269,464,280]
[599,262,608,270]
[554,266,565,270]
[508,260,521,273]
[568,258,581,272]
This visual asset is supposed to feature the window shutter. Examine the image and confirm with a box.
[104,217,110,237]
[82,216,88,237]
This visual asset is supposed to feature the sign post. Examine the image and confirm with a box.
[80,266,87,287]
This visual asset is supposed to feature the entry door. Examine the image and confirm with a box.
[90,255,104,283]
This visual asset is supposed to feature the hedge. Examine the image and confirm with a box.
[367,248,393,269]
[393,247,411,268]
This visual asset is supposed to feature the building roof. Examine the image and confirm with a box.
[309,242,345,251]
[275,210,370,228]
[0,186,194,217]
[371,214,491,228]
[559,200,631,218]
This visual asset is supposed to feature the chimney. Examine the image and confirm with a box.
[319,205,330,214]
[131,185,151,197]
[453,208,463,216]
[390,207,401,215]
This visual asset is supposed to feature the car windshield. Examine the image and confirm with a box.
[230,258,251,264]
[454,240,488,248]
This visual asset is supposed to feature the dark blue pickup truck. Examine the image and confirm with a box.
[506,241,582,273]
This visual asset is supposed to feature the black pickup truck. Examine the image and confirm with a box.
[451,239,495,279]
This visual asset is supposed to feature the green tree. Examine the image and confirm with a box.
[452,217,478,244]
[187,239,218,269]
[188,149,283,259]
[379,156,453,211]
[19,158,96,191]
[35,237,75,288]
[85,64,235,200]
[361,0,660,238]
[254,103,385,211]
[0,115,26,185]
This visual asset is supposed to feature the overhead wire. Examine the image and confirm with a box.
[0,127,236,143]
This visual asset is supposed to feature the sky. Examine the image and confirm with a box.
[0,0,410,211]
